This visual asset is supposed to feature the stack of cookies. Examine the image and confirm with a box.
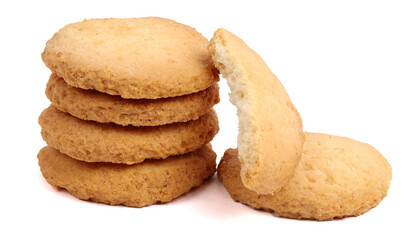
[37,17,220,207]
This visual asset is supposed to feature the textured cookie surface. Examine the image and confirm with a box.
[46,74,220,126]
[217,133,392,221]
[209,28,304,194]
[42,17,218,99]
[38,145,216,208]
[39,105,219,164]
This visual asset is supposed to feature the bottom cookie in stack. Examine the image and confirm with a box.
[218,133,392,221]
[38,145,216,208]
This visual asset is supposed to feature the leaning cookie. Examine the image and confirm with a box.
[39,105,219,164]
[42,17,218,99]
[38,145,216,207]
[209,29,304,194]
[46,74,220,126]
[218,133,392,221]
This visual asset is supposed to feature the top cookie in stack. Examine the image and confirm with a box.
[38,17,220,208]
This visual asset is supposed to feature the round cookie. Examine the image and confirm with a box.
[46,74,220,126]
[39,105,219,164]
[38,145,216,207]
[217,133,392,221]
[41,17,219,99]
[209,28,304,194]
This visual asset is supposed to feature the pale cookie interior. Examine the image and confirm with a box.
[210,40,257,180]
[209,29,304,194]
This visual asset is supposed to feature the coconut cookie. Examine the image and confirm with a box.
[217,133,392,221]
[38,145,216,207]
[209,29,304,194]
[39,105,219,164]
[42,17,219,99]
[46,74,220,126]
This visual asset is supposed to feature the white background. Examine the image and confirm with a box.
[1,0,419,239]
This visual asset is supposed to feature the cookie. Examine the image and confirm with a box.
[42,17,219,99]
[46,74,220,126]
[38,145,216,207]
[217,133,392,221]
[209,28,304,194]
[39,105,219,164]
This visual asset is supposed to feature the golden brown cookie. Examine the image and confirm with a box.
[46,74,220,126]
[39,105,219,164]
[42,17,219,99]
[38,145,216,207]
[217,133,392,221]
[209,28,304,194]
